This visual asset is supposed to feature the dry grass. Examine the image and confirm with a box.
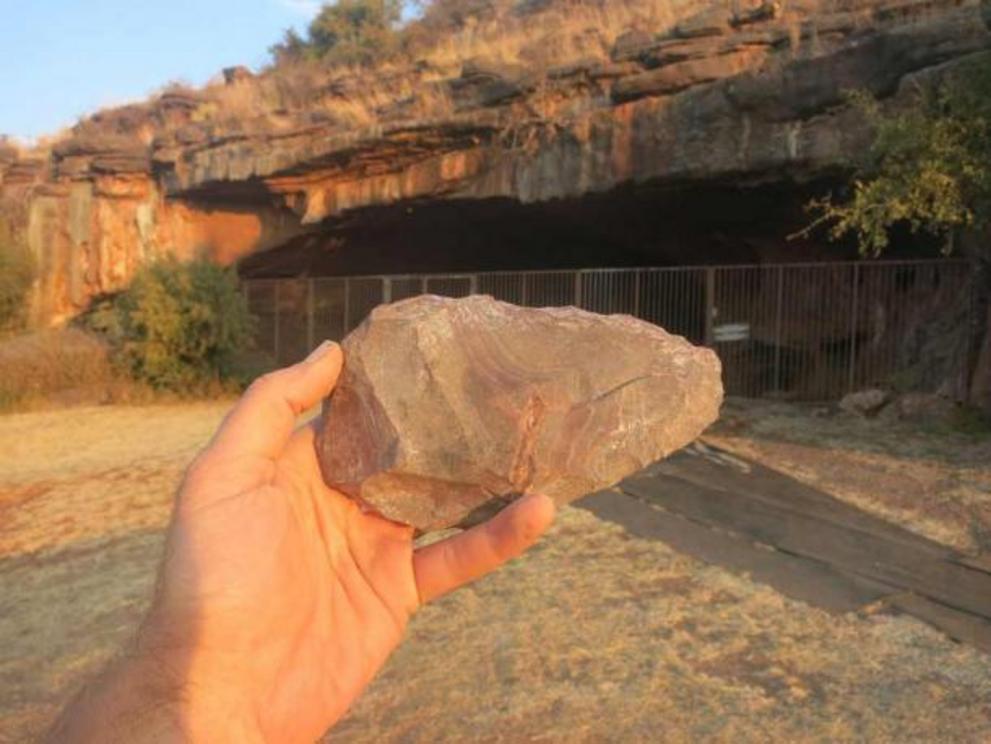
[0,326,250,414]
[191,0,876,131]
[2,401,991,741]
[418,0,701,69]
[181,0,863,140]
[0,328,114,411]
[181,0,682,137]
[337,507,991,743]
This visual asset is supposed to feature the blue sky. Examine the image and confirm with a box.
[0,0,322,142]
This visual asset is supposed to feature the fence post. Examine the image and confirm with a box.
[273,280,281,365]
[470,273,479,296]
[343,278,351,334]
[704,267,715,346]
[774,266,784,392]
[383,276,392,304]
[633,270,642,318]
[306,279,315,350]
[574,271,583,309]
[847,263,859,394]
[521,273,528,306]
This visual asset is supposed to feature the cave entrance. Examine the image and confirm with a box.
[237,179,887,279]
[237,179,968,402]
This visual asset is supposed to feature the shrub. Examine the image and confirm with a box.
[87,257,255,392]
[271,0,404,67]
[805,57,991,256]
[0,216,34,332]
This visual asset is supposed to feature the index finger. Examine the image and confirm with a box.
[208,341,343,463]
[412,493,556,604]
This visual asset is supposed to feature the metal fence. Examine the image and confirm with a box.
[244,259,976,401]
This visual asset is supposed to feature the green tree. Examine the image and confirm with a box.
[88,257,255,392]
[807,56,991,255]
[271,0,404,66]
[0,216,34,332]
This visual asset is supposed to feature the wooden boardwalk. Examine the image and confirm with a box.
[577,442,991,653]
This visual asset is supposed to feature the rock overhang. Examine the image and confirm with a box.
[148,0,991,225]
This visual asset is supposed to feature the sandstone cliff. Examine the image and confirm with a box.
[1,0,989,324]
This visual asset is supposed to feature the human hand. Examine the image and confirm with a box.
[51,341,556,743]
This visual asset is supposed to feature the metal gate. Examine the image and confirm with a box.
[244,259,975,401]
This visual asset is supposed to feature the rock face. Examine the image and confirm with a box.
[2,0,989,325]
[316,295,723,531]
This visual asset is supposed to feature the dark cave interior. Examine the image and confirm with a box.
[236,178,939,279]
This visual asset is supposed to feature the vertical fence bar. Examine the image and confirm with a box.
[773,265,784,394]
[306,278,315,351]
[574,270,583,308]
[343,278,351,333]
[704,267,715,347]
[383,276,392,304]
[847,263,859,394]
[273,280,282,365]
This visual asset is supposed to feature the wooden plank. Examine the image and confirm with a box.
[620,472,991,619]
[652,443,955,559]
[576,490,895,613]
[887,593,991,655]
[953,553,991,577]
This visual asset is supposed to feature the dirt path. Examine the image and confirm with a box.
[2,402,990,742]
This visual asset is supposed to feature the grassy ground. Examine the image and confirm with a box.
[2,401,991,742]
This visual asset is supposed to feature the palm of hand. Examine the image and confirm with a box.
[140,343,554,743]
[161,426,415,741]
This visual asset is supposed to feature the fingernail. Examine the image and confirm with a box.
[305,340,336,364]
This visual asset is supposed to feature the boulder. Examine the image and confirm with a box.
[839,388,891,417]
[732,1,780,26]
[893,392,958,424]
[610,29,654,63]
[450,57,535,109]
[317,295,723,531]
[675,9,731,39]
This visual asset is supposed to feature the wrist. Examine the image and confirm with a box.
[50,627,264,743]
[132,616,267,743]
[47,647,184,742]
